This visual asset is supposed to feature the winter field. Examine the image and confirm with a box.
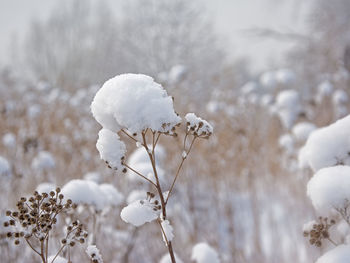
[1,0,350,262]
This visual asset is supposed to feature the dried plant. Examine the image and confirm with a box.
[3,188,88,263]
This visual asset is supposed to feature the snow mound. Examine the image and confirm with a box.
[292,122,316,142]
[2,133,16,148]
[185,113,213,137]
[91,74,181,133]
[31,151,55,171]
[62,179,123,210]
[316,245,350,263]
[96,129,126,171]
[307,166,350,215]
[301,115,350,171]
[0,156,11,176]
[191,243,220,263]
[120,199,159,227]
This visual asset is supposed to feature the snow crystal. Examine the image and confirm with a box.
[292,122,316,142]
[307,166,350,215]
[185,113,213,137]
[120,199,159,227]
[91,74,181,133]
[0,156,11,176]
[191,243,220,263]
[31,151,55,171]
[2,133,16,148]
[301,115,350,171]
[161,219,174,244]
[316,245,350,263]
[159,253,183,263]
[47,255,68,263]
[86,245,103,263]
[96,129,126,171]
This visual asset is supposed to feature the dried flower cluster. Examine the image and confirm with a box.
[3,188,88,263]
[303,217,336,247]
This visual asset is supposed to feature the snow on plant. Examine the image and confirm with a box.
[302,114,350,261]
[191,242,220,263]
[307,166,350,216]
[315,244,350,263]
[86,244,103,263]
[274,89,302,129]
[91,73,213,263]
[300,115,350,172]
[159,253,183,263]
[3,188,88,263]
[96,129,126,171]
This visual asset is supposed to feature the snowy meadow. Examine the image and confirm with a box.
[1,0,350,262]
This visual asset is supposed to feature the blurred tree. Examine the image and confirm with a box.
[23,0,123,89]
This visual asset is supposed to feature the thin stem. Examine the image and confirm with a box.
[50,244,66,263]
[25,238,41,257]
[142,131,176,263]
[327,237,338,246]
[123,163,157,187]
[165,137,196,204]
[121,129,139,143]
[45,233,49,262]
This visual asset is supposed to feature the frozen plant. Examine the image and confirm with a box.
[91,74,213,263]
[3,188,88,263]
[302,114,350,261]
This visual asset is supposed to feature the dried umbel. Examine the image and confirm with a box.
[303,217,336,247]
[3,188,88,263]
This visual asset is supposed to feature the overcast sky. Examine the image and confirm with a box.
[0,0,310,72]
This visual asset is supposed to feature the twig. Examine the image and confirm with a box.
[123,163,157,187]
